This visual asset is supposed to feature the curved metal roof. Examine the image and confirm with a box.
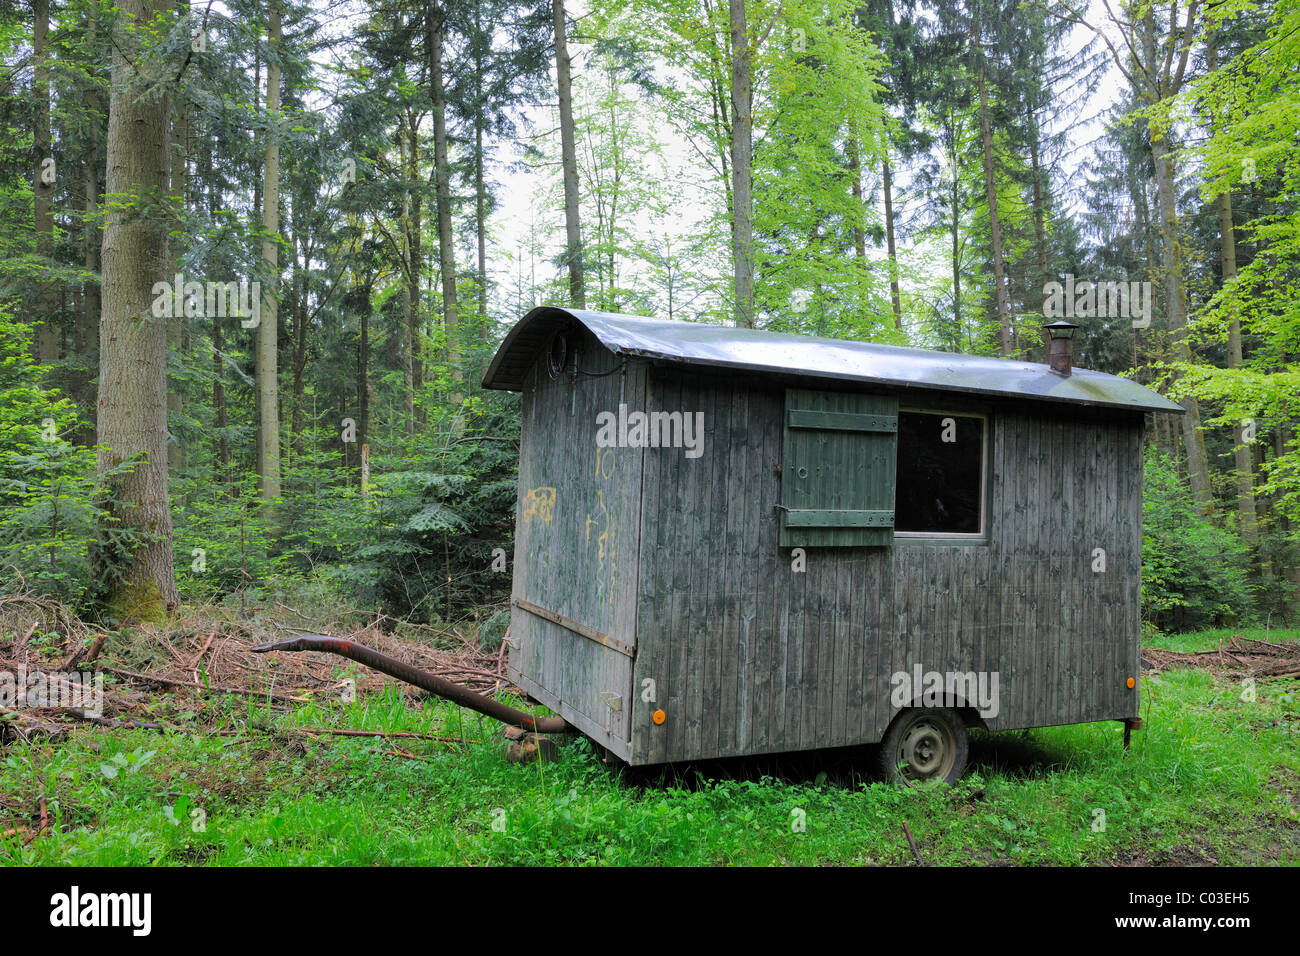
[483,307,1182,414]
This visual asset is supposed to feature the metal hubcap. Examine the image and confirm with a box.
[897,717,955,782]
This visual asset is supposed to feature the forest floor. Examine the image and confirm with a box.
[1,595,1296,866]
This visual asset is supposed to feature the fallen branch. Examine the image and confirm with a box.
[187,633,216,670]
[296,727,479,744]
[372,747,435,761]
[100,666,312,705]
[60,633,106,670]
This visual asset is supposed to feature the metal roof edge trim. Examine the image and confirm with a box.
[482,306,1184,414]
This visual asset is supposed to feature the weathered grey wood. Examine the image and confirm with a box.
[507,326,643,757]
[509,328,1150,764]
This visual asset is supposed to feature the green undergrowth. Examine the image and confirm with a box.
[2,632,1296,866]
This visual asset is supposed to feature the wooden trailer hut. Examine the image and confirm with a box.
[483,307,1182,780]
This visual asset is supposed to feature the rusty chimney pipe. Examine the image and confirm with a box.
[1042,321,1079,376]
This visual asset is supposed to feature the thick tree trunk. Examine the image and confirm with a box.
[728,0,755,328]
[553,0,585,308]
[431,8,461,402]
[33,0,59,362]
[97,0,180,619]
[258,1,282,501]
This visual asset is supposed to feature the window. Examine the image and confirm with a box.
[894,411,986,538]
[778,391,989,547]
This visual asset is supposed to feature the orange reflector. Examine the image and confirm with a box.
[1126,677,1136,689]
[652,709,666,725]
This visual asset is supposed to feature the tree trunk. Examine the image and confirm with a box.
[474,0,488,324]
[947,119,962,344]
[1206,41,1257,542]
[33,0,59,362]
[408,114,423,420]
[1150,132,1213,513]
[76,17,103,447]
[202,138,230,487]
[882,149,902,330]
[258,0,282,501]
[290,230,308,459]
[553,0,585,308]
[847,136,868,323]
[1027,101,1050,315]
[167,97,189,478]
[728,0,755,328]
[973,15,1010,356]
[97,0,180,619]
[431,8,461,403]
[77,155,101,444]
[358,274,371,489]
[397,117,415,434]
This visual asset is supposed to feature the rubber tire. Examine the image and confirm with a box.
[877,707,969,785]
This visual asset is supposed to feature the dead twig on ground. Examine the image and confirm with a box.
[902,821,924,866]
[101,666,312,705]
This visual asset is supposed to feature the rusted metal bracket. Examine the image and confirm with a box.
[251,635,570,734]
[513,598,636,659]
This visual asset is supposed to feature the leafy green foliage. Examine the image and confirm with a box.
[312,402,521,622]
[0,310,143,608]
[1142,448,1253,630]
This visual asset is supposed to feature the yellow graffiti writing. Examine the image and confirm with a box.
[585,489,617,605]
[521,486,557,524]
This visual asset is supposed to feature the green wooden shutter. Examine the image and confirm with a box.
[780,388,899,547]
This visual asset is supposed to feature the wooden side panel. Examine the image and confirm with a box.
[622,369,1145,764]
[507,329,644,757]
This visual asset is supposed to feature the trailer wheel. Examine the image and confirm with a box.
[878,708,968,785]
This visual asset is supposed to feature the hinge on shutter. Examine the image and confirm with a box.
[782,508,894,528]
[787,409,898,432]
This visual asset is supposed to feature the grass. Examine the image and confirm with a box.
[2,632,1297,866]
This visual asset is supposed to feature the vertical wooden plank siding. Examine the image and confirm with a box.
[507,328,645,759]
[615,368,1145,763]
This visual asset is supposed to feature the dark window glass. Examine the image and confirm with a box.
[895,412,984,534]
